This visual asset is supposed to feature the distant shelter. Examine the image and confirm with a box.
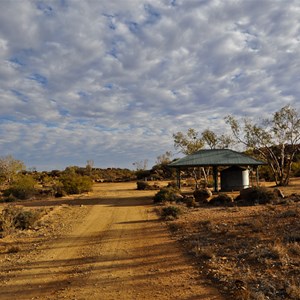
[168,149,266,192]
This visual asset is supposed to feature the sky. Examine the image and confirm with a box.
[0,0,300,171]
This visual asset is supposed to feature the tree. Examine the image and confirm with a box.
[201,129,233,149]
[173,129,206,187]
[155,151,173,165]
[132,159,148,171]
[133,159,149,180]
[150,151,175,180]
[0,155,25,183]
[86,160,94,176]
[225,105,300,186]
[201,129,218,149]
[173,128,204,155]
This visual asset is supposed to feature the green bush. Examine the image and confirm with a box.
[3,175,37,200]
[161,206,181,219]
[59,174,93,195]
[153,186,180,203]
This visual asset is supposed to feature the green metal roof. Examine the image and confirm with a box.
[168,149,266,168]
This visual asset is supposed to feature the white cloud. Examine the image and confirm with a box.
[0,0,300,170]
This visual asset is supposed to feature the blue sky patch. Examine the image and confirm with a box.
[9,57,25,67]
[144,4,161,25]
[11,89,29,102]
[36,2,54,16]
[28,73,48,86]
[127,21,140,34]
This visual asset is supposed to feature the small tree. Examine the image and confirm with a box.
[59,173,93,195]
[150,151,175,180]
[132,159,148,171]
[155,151,173,165]
[225,105,300,186]
[86,160,94,176]
[3,174,37,200]
[0,155,25,183]
[133,159,149,180]
[173,129,205,187]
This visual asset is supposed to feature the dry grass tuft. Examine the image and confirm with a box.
[7,245,21,253]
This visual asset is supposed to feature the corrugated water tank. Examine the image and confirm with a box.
[220,166,249,191]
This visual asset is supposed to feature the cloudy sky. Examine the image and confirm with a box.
[0,0,300,170]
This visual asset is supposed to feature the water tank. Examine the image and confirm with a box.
[220,166,249,191]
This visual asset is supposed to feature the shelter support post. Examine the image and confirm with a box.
[256,167,259,186]
[213,166,218,192]
[176,168,181,189]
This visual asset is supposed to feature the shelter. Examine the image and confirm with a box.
[168,149,266,191]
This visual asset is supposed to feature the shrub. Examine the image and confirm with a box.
[52,181,67,197]
[209,193,233,206]
[54,188,67,198]
[193,188,212,203]
[284,232,300,243]
[293,169,300,177]
[288,243,300,256]
[3,175,37,200]
[192,245,215,259]
[185,196,197,208]
[238,186,276,205]
[161,206,181,219]
[0,206,19,233]
[3,194,17,203]
[7,246,21,253]
[259,165,275,182]
[279,209,298,218]
[136,181,158,190]
[153,187,180,203]
[136,181,160,190]
[286,281,300,299]
[135,169,151,180]
[14,210,42,230]
[291,161,300,177]
[59,174,93,195]
[0,206,42,234]
[167,181,178,188]
[199,179,214,189]
[137,181,150,190]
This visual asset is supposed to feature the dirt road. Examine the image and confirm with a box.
[0,183,223,300]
